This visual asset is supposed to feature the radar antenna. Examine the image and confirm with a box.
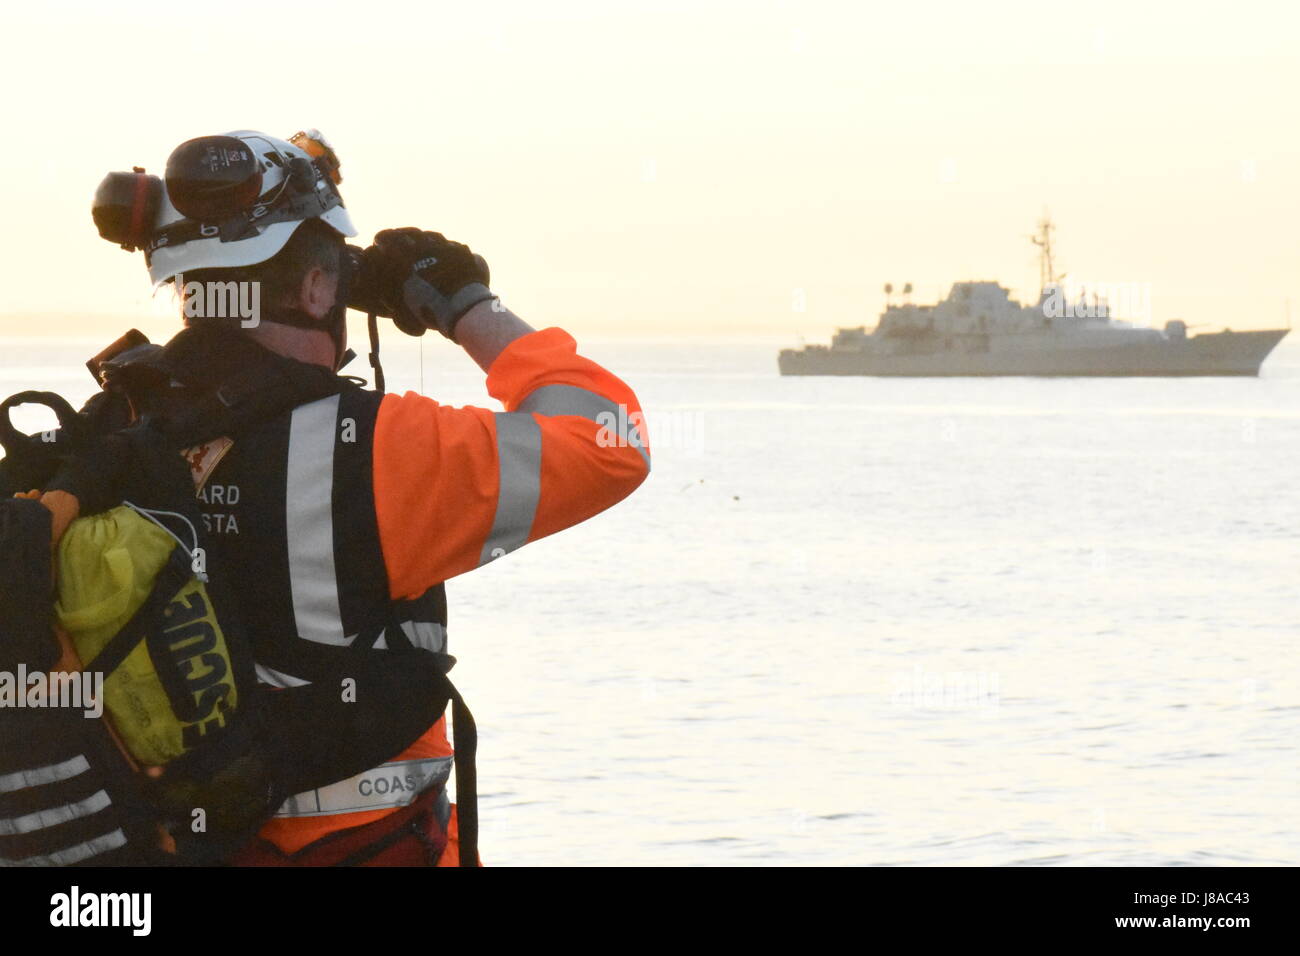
[1030,214,1064,292]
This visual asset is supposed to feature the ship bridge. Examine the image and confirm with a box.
[877,281,1035,337]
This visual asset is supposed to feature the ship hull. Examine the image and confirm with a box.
[778,329,1288,377]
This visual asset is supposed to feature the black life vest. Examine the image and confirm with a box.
[114,322,476,863]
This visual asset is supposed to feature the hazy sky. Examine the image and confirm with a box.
[1,0,1297,340]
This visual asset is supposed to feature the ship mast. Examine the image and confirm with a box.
[1030,214,1062,292]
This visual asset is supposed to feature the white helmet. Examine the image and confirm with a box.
[144,129,356,288]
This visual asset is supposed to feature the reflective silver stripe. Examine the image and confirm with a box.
[398,620,447,653]
[478,412,542,566]
[0,755,89,793]
[274,757,453,818]
[0,828,127,867]
[517,384,651,471]
[0,789,112,836]
[255,663,312,688]
[517,384,619,419]
[286,395,347,646]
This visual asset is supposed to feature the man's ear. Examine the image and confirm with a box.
[298,266,340,321]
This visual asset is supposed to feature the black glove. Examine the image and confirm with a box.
[353,228,494,340]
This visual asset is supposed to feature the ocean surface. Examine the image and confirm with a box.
[3,330,1298,866]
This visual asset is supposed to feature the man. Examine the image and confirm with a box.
[103,129,650,865]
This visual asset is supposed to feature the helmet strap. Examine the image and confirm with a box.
[326,246,354,374]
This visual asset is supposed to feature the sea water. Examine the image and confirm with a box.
[4,331,1297,866]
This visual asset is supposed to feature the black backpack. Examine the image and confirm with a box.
[0,325,476,866]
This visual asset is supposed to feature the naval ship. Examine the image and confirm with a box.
[779,219,1288,377]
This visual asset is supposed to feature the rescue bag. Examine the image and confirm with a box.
[57,505,240,767]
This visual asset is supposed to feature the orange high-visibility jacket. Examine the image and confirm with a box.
[256,327,650,858]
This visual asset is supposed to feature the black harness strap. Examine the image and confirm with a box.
[367,312,385,395]
[83,543,193,679]
[450,689,478,867]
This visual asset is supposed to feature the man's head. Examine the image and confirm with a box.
[180,218,347,368]
[93,129,357,368]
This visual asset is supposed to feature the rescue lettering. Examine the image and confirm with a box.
[159,589,235,745]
